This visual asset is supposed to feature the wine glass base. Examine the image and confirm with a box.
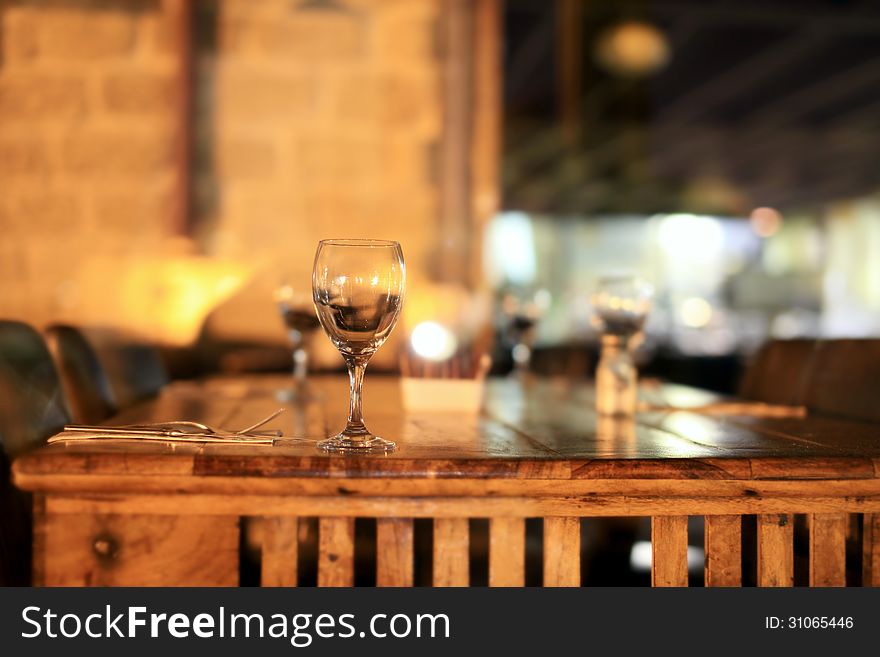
[317,435,396,453]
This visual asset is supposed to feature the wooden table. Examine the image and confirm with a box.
[13,375,880,587]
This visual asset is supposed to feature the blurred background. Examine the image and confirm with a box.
[1,0,879,391]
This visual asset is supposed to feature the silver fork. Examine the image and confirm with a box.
[62,408,287,442]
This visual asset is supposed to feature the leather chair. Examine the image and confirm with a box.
[45,324,117,425]
[0,320,70,585]
[90,335,169,409]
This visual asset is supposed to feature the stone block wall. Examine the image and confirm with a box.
[0,0,180,328]
[0,0,458,356]
[197,0,445,349]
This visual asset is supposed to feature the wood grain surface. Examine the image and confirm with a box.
[13,376,880,490]
[489,517,525,586]
[14,375,880,588]
[376,518,414,587]
[543,516,580,586]
[651,515,689,586]
[758,513,794,587]
[318,517,354,587]
[433,518,469,586]
[34,511,238,586]
[261,516,298,587]
[704,515,741,587]
[809,513,847,587]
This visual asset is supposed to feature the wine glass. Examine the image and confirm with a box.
[499,288,550,375]
[274,283,321,401]
[591,276,653,337]
[312,239,406,452]
[591,275,652,416]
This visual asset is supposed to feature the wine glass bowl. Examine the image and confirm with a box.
[274,283,321,401]
[500,288,550,374]
[312,239,405,452]
[592,275,653,417]
[277,287,322,337]
[591,276,653,337]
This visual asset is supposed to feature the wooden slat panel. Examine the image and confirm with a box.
[37,513,238,586]
[758,513,794,587]
[261,516,298,587]
[489,517,525,586]
[652,515,689,587]
[809,513,846,587]
[318,517,354,587]
[543,516,580,586]
[704,515,741,586]
[864,514,880,587]
[376,518,414,587]
[433,518,469,586]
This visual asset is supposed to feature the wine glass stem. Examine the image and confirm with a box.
[293,348,307,383]
[344,354,369,433]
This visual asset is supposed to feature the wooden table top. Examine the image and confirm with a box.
[13,375,880,489]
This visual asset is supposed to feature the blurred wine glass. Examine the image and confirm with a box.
[312,239,406,452]
[591,276,653,337]
[592,275,652,416]
[274,282,321,401]
[500,288,551,375]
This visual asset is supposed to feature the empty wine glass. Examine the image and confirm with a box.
[274,283,321,401]
[312,239,405,452]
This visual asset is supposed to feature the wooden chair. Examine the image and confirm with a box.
[45,325,117,425]
[803,339,880,423]
[0,320,70,585]
[742,337,880,584]
[738,338,817,406]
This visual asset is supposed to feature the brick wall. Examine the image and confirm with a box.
[198,0,446,355]
[0,0,181,329]
[0,0,465,358]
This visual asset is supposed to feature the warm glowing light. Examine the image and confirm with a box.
[680,297,713,328]
[595,21,671,77]
[750,206,783,237]
[401,282,490,348]
[410,321,458,361]
[75,255,251,346]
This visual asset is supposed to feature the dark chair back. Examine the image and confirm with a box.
[91,335,170,409]
[738,338,817,406]
[803,339,880,423]
[0,320,70,585]
[0,321,70,457]
[45,324,117,424]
